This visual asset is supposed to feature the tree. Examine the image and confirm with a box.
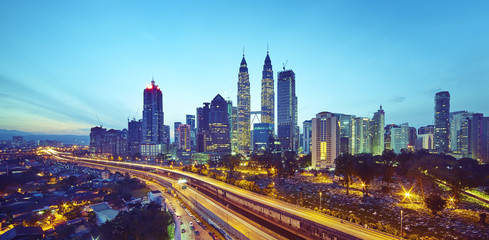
[334,154,355,195]
[281,151,298,177]
[380,149,397,183]
[298,154,311,169]
[221,154,241,176]
[98,202,173,240]
[441,158,485,202]
[424,194,447,215]
[353,154,378,197]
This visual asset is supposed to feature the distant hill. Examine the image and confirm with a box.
[0,129,89,145]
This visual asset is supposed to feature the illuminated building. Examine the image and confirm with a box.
[173,122,181,145]
[186,115,196,150]
[416,133,434,151]
[352,117,370,154]
[142,79,164,145]
[391,123,409,154]
[196,103,210,152]
[178,124,191,151]
[277,69,298,152]
[434,91,450,153]
[227,100,238,153]
[408,127,417,149]
[163,125,170,145]
[208,94,231,153]
[333,113,355,154]
[302,120,312,154]
[261,50,274,125]
[128,119,142,155]
[418,125,434,135]
[253,123,274,153]
[103,129,127,157]
[450,111,485,159]
[311,112,339,169]
[90,126,106,154]
[237,53,251,154]
[370,106,385,155]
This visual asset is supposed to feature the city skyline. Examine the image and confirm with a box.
[1,1,489,136]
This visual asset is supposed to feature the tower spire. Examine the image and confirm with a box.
[243,45,245,56]
[151,76,155,84]
[267,42,269,53]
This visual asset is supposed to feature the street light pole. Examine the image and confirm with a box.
[319,191,322,211]
[400,210,403,239]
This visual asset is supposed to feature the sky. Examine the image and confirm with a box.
[1,1,488,137]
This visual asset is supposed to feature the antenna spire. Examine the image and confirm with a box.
[267,42,269,53]
[243,45,245,56]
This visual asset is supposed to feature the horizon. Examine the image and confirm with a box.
[1,1,489,137]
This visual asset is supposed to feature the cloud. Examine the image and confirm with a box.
[390,96,406,104]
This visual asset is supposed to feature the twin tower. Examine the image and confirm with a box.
[236,50,276,154]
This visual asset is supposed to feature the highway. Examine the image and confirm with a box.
[46,151,279,240]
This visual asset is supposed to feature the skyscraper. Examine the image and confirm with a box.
[178,124,191,151]
[311,112,339,169]
[261,50,274,125]
[237,53,250,154]
[174,122,182,145]
[277,69,298,152]
[142,79,164,144]
[391,123,409,154]
[209,94,231,153]
[196,103,210,152]
[302,120,312,154]
[253,123,274,153]
[128,119,142,156]
[227,100,238,154]
[352,117,370,154]
[370,106,385,155]
[434,91,450,153]
[186,115,196,150]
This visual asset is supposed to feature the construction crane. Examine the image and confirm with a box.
[283,60,288,71]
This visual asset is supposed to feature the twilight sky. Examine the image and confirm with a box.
[1,1,488,137]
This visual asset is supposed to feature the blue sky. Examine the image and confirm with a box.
[1,1,488,136]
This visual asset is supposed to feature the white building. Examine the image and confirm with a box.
[391,123,409,154]
[90,202,119,225]
[311,112,340,169]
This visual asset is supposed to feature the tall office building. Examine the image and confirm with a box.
[450,111,485,159]
[163,125,170,145]
[178,124,191,151]
[209,94,231,153]
[434,91,450,153]
[391,123,409,154]
[90,126,107,154]
[302,120,312,154]
[103,129,127,157]
[237,54,251,154]
[311,112,340,169]
[370,106,385,155]
[174,122,182,145]
[418,125,434,135]
[352,117,371,154]
[277,69,298,152]
[261,50,274,125]
[416,134,434,151]
[481,117,489,163]
[142,79,164,144]
[186,115,196,150]
[227,100,238,153]
[128,119,142,156]
[196,103,210,152]
[333,113,355,154]
[253,123,274,153]
[408,127,417,148]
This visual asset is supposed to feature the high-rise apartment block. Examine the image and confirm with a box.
[311,112,339,169]
[302,120,312,154]
[370,106,385,155]
[277,69,298,152]
[434,91,450,153]
[391,123,409,154]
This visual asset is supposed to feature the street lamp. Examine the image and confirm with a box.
[400,210,403,239]
[319,191,322,211]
